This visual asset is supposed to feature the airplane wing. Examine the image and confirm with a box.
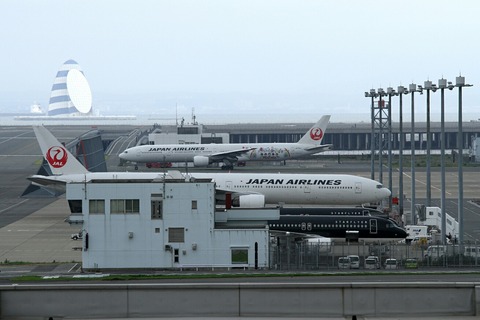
[208,147,256,162]
[213,186,261,197]
[28,175,68,186]
[269,230,331,241]
[305,144,333,153]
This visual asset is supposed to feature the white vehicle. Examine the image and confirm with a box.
[384,258,398,270]
[365,256,380,269]
[71,231,82,240]
[347,255,360,269]
[464,246,480,258]
[119,116,332,170]
[338,257,350,269]
[29,126,392,207]
[405,225,429,243]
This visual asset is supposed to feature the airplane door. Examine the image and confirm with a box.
[304,185,311,193]
[226,181,233,190]
[369,219,378,234]
[355,182,362,194]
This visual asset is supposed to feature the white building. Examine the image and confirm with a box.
[148,123,229,145]
[66,175,277,270]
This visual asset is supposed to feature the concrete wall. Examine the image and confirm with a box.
[1,282,479,318]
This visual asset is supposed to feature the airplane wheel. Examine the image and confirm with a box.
[135,165,138,170]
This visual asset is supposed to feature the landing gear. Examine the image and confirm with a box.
[134,165,138,170]
[221,164,234,170]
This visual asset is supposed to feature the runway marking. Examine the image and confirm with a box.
[0,155,42,157]
[0,199,29,214]
[0,131,32,145]
[69,263,80,273]
[401,171,452,196]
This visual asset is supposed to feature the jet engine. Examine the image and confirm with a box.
[193,156,210,167]
[232,194,265,208]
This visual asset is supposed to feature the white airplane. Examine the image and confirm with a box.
[119,115,332,169]
[29,126,391,207]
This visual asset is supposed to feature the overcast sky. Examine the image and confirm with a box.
[1,0,479,123]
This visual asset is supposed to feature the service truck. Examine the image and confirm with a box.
[405,225,429,244]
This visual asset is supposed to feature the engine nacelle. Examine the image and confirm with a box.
[193,156,210,167]
[232,194,265,208]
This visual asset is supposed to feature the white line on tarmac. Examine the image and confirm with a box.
[0,199,29,214]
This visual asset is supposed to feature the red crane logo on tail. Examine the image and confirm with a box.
[309,127,323,141]
[46,146,68,168]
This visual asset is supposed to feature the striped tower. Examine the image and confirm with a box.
[47,60,92,116]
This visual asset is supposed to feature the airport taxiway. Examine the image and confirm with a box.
[1,125,480,265]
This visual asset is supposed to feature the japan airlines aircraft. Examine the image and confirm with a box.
[119,115,332,169]
[29,126,391,207]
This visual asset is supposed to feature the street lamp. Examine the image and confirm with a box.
[438,78,454,244]
[365,89,378,180]
[408,83,423,224]
[386,87,397,211]
[424,80,437,207]
[397,85,407,217]
[377,88,387,185]
[455,76,473,246]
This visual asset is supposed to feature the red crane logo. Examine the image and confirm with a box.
[309,127,323,141]
[46,146,68,168]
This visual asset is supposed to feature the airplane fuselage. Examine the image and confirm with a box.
[30,172,391,206]
[191,172,390,205]
[269,215,407,242]
[121,143,320,163]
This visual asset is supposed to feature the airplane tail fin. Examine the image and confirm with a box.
[297,115,331,145]
[33,126,89,175]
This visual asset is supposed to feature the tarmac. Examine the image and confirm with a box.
[0,197,81,264]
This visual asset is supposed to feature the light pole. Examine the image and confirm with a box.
[424,80,437,207]
[438,78,454,244]
[386,87,397,212]
[408,83,422,224]
[397,85,407,217]
[366,89,378,180]
[455,76,473,245]
[377,88,387,185]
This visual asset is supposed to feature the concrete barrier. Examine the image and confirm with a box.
[0,282,478,318]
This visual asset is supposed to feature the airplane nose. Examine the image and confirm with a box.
[384,188,392,198]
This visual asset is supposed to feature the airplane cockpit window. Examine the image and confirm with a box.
[376,184,384,189]
[123,151,128,154]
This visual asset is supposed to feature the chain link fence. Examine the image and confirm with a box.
[269,238,480,270]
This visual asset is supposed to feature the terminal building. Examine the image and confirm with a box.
[142,120,480,158]
[66,172,278,270]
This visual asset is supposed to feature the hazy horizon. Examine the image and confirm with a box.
[1,1,479,124]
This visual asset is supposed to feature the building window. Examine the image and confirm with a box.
[151,193,163,219]
[231,248,248,264]
[168,227,185,243]
[111,199,140,214]
[68,200,82,214]
[89,199,105,214]
[191,200,197,210]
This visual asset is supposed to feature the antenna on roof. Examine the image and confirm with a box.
[175,103,178,126]
[192,107,197,125]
